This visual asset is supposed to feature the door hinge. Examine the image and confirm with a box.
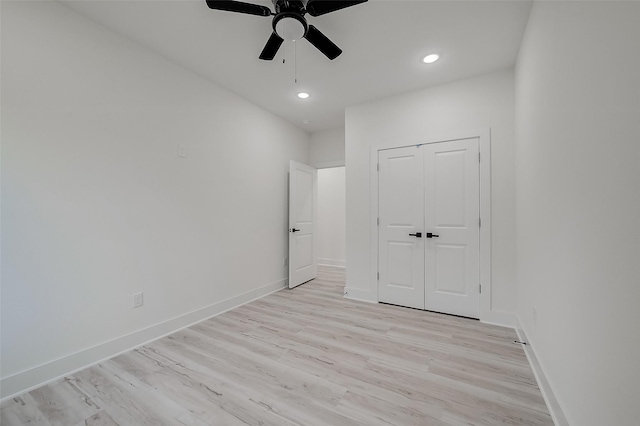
[479,217,481,228]
[479,284,482,294]
[377,217,380,226]
[377,272,380,281]
[377,163,380,172]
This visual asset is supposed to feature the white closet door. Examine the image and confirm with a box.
[289,161,317,288]
[378,147,425,309]
[424,138,480,318]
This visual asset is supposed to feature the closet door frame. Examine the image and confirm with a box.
[369,129,510,326]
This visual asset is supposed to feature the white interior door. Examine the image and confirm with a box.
[377,139,480,318]
[424,139,480,318]
[378,147,425,309]
[289,161,317,288]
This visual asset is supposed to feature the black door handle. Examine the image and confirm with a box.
[426,232,439,238]
[409,232,422,238]
[290,228,300,233]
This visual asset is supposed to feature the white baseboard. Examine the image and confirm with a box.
[480,310,516,328]
[317,258,346,268]
[515,317,569,426]
[343,287,376,303]
[0,278,287,402]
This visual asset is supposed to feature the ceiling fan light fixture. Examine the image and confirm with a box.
[422,53,440,64]
[207,0,369,61]
[274,13,307,41]
[297,92,310,99]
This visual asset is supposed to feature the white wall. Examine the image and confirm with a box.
[0,1,310,398]
[317,167,346,268]
[310,127,345,168]
[345,69,516,319]
[515,2,640,425]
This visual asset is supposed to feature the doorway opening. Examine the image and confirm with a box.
[317,166,346,270]
[288,162,345,289]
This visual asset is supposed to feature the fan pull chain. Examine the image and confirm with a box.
[294,40,297,84]
[282,40,286,64]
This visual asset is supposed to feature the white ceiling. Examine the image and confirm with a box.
[61,0,532,133]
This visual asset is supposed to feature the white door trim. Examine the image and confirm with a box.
[368,129,510,326]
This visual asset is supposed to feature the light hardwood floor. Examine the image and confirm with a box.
[1,267,553,425]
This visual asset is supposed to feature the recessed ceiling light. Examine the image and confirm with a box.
[422,54,440,64]
[297,92,310,99]
[303,119,312,124]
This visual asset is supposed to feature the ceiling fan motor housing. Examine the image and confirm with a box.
[273,12,308,41]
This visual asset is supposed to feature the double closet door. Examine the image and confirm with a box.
[378,138,480,318]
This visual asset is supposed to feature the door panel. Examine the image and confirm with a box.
[289,161,317,288]
[424,139,480,318]
[434,149,468,227]
[434,244,467,295]
[378,147,425,309]
[295,170,314,222]
[295,234,313,270]
[387,241,416,289]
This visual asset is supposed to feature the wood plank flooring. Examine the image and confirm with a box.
[1,267,553,425]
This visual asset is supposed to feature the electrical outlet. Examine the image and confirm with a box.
[133,292,144,308]
[178,145,187,158]
[283,257,288,267]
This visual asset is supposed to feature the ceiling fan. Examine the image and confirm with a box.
[205,0,368,60]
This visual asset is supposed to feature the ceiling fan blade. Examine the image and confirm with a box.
[304,25,342,60]
[205,0,271,17]
[259,32,284,60]
[305,0,367,17]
